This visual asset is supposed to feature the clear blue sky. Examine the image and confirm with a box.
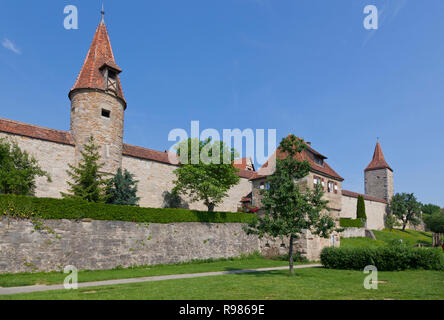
[0,0,443,206]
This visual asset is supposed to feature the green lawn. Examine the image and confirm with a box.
[2,268,443,300]
[0,254,290,288]
[341,228,433,248]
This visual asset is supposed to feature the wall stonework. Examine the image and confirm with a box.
[0,218,338,274]
[365,168,394,202]
[0,132,74,198]
[340,227,366,238]
[70,89,125,174]
[122,155,251,212]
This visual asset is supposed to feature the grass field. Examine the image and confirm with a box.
[1,268,443,300]
[341,228,433,248]
[0,254,290,288]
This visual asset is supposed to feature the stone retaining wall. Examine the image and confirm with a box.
[0,218,339,274]
[340,227,367,238]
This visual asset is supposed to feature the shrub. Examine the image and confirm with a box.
[0,194,257,224]
[320,246,443,271]
[356,195,367,221]
[340,218,363,228]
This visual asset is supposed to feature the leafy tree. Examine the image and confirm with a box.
[385,213,400,231]
[0,138,51,195]
[106,168,140,206]
[421,203,441,216]
[162,190,189,209]
[423,212,444,234]
[356,195,367,222]
[245,135,335,275]
[61,136,110,203]
[173,138,240,212]
[389,193,422,231]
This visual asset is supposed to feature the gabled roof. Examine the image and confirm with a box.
[252,138,343,181]
[0,118,74,146]
[365,141,392,172]
[233,157,255,171]
[69,20,126,107]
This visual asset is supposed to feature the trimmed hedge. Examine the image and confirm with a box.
[321,246,444,271]
[0,194,257,224]
[340,218,363,228]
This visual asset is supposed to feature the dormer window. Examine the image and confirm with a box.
[106,69,118,92]
[314,155,324,167]
[100,63,122,94]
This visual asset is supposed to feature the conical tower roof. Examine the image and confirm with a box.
[69,19,126,107]
[365,141,392,172]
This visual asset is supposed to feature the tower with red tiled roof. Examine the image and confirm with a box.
[69,10,126,174]
[364,141,394,201]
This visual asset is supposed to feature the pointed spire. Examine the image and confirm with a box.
[101,4,105,23]
[365,141,392,172]
[69,15,126,107]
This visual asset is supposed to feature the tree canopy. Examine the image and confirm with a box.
[173,138,240,212]
[389,193,422,231]
[423,211,444,234]
[0,138,51,195]
[106,168,140,206]
[245,135,335,274]
[61,136,110,203]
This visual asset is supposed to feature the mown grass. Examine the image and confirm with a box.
[341,228,433,249]
[0,253,292,288]
[2,268,443,300]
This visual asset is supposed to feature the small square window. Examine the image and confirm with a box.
[101,109,111,118]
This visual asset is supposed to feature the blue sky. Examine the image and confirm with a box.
[0,0,443,206]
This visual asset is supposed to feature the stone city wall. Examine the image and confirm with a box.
[340,195,387,230]
[0,132,74,199]
[0,218,338,274]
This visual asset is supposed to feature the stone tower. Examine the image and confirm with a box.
[364,141,394,202]
[68,13,126,174]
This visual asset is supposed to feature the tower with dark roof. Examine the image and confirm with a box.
[364,141,394,201]
[69,13,126,174]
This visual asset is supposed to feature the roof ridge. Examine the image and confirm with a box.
[0,117,70,135]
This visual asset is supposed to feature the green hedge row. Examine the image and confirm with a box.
[321,247,444,271]
[339,218,363,228]
[0,194,257,224]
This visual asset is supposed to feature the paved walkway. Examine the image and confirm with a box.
[0,263,322,296]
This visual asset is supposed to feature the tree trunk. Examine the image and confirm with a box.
[289,235,294,275]
[402,219,407,231]
[207,202,215,212]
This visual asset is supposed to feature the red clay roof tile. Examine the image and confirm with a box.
[0,118,74,146]
[70,21,126,107]
[342,189,387,204]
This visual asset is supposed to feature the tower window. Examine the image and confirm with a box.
[108,70,117,80]
[101,109,111,118]
[105,69,118,92]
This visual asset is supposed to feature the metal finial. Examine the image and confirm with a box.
[101,4,105,22]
